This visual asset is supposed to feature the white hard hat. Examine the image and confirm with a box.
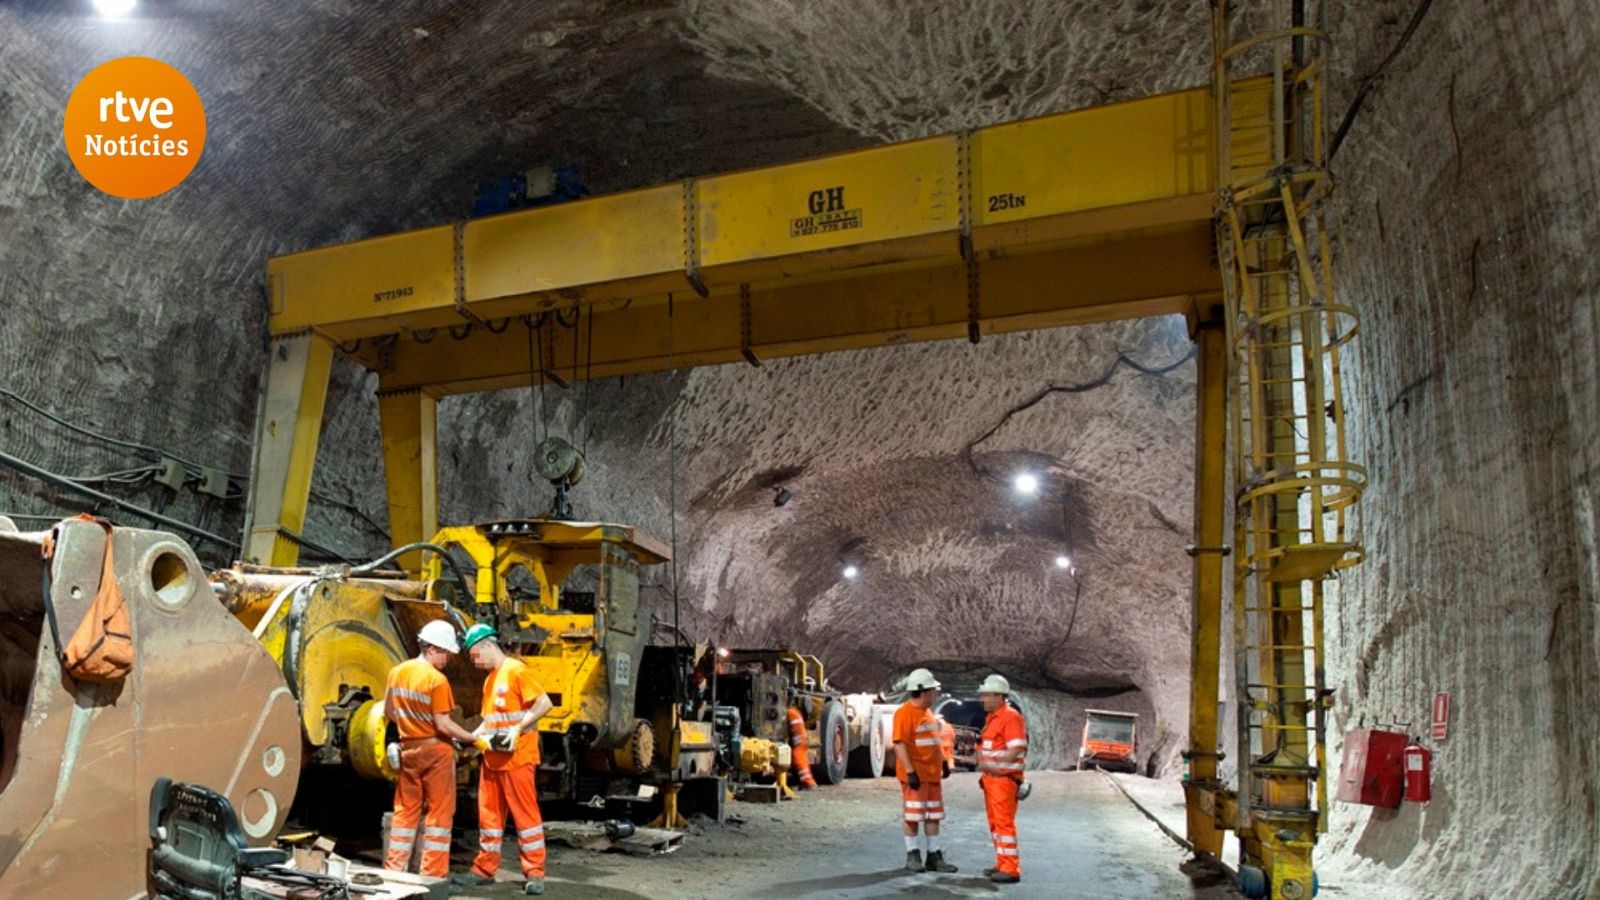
[904,668,941,692]
[979,674,1011,695]
[418,620,460,654]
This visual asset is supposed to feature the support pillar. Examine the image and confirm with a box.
[1184,310,1227,858]
[244,332,334,566]
[377,387,438,572]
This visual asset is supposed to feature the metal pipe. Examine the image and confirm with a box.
[211,568,428,625]
[350,541,474,603]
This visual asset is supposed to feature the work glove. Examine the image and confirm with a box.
[906,771,922,791]
[384,742,401,772]
[472,735,493,752]
[942,761,952,780]
[489,729,517,752]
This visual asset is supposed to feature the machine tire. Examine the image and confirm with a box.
[847,711,886,778]
[815,700,848,785]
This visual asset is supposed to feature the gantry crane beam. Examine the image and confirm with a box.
[246,80,1263,571]
[265,84,1222,358]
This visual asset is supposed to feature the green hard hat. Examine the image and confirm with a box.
[462,623,497,651]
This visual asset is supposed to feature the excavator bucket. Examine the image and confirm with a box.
[0,517,301,899]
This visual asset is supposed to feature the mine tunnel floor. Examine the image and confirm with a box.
[423,771,1240,898]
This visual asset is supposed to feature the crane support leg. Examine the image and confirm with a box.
[1185,309,1228,858]
[244,331,334,566]
[377,388,438,572]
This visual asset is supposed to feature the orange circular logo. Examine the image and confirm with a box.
[64,57,206,199]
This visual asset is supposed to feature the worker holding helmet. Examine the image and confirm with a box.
[977,673,1027,884]
[892,668,957,873]
[382,620,483,877]
[452,623,554,896]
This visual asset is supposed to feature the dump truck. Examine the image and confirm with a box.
[1078,709,1139,772]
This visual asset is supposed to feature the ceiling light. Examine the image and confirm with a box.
[93,0,137,18]
[773,487,793,507]
[716,647,730,659]
[1013,472,1039,495]
[842,565,859,580]
[1055,555,1072,569]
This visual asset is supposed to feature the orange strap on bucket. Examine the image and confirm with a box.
[40,514,135,683]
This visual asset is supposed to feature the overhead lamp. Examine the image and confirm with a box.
[773,487,793,507]
[717,647,730,659]
[842,565,859,580]
[1013,472,1040,496]
[1055,555,1072,569]
[93,0,137,17]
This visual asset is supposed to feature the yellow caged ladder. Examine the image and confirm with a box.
[1211,1,1366,897]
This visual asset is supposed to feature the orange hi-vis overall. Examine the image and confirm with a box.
[470,658,548,880]
[786,707,818,788]
[383,658,457,877]
[892,702,946,827]
[980,703,1028,877]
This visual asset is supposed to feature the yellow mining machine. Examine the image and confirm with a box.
[217,512,725,823]
[422,517,719,822]
[209,555,472,786]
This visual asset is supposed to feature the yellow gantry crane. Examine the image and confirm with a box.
[240,4,1360,896]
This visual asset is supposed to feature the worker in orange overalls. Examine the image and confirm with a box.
[977,674,1027,884]
[892,668,957,874]
[452,624,554,896]
[939,715,956,767]
[383,620,483,877]
[787,706,818,789]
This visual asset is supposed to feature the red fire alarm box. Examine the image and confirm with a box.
[1335,729,1407,808]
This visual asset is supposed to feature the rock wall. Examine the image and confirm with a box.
[1317,1,1600,894]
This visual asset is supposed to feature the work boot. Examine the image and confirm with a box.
[925,851,958,873]
[905,849,925,872]
[523,878,546,895]
[989,870,1021,883]
[450,872,494,887]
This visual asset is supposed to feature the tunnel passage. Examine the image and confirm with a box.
[911,669,1158,772]
[426,319,1199,779]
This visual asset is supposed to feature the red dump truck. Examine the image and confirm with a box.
[1077,710,1139,773]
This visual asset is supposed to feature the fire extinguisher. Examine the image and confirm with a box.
[1403,741,1432,803]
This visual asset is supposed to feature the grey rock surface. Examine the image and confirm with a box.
[1,2,1596,893]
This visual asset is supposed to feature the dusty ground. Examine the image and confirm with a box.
[1105,775,1409,900]
[422,771,1238,899]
